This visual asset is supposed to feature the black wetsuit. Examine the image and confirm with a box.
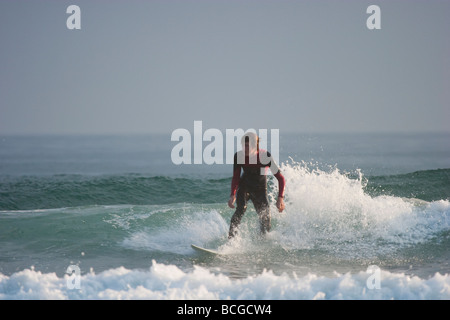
[229,150,285,238]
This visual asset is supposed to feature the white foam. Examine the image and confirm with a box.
[268,161,450,256]
[122,208,229,254]
[1,261,449,300]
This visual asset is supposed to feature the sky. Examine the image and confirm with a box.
[0,0,449,135]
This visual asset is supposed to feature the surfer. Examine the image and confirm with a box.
[227,132,285,238]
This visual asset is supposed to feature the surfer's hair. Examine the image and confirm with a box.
[241,132,259,151]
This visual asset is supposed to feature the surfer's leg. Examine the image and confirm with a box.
[252,190,271,235]
[228,188,249,239]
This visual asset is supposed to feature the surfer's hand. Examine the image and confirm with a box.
[276,197,285,212]
[228,195,236,209]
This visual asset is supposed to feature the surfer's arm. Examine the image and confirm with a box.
[274,171,285,199]
[274,171,286,212]
[229,153,241,208]
[263,150,285,198]
[230,167,241,197]
[262,149,286,212]
[230,152,242,197]
[228,169,240,208]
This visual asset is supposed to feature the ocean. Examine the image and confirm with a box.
[0,132,449,300]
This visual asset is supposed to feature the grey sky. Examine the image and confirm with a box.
[1,0,449,135]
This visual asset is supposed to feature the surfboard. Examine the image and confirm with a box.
[191,244,221,255]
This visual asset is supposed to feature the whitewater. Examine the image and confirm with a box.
[2,261,450,300]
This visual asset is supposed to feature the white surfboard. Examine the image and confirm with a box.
[191,244,221,255]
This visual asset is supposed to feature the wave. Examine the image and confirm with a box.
[272,162,450,258]
[1,167,449,211]
[1,163,449,261]
[0,174,230,210]
[365,168,450,202]
[1,163,449,299]
[1,261,449,300]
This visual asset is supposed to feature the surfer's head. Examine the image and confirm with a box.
[241,132,259,155]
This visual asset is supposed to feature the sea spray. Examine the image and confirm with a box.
[269,160,450,258]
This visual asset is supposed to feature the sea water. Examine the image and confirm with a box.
[0,133,449,299]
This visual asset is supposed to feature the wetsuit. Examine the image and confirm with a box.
[229,149,285,238]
